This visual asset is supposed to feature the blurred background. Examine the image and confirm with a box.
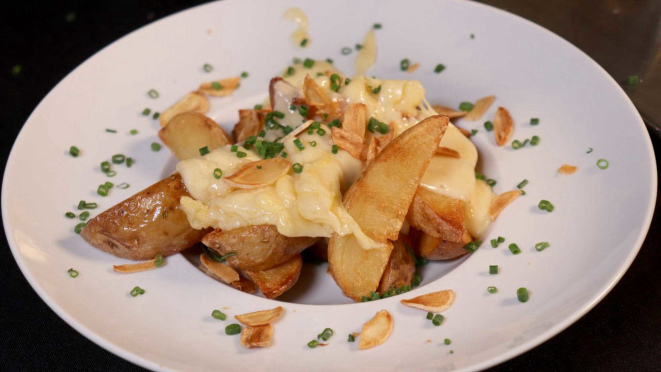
[2,1,660,371]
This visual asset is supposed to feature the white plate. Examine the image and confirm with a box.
[3,0,656,370]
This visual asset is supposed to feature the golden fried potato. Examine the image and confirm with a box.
[202,225,317,271]
[242,255,303,299]
[407,187,465,242]
[329,115,449,301]
[233,109,269,143]
[158,112,233,161]
[81,174,211,260]
[417,230,472,260]
[378,236,415,294]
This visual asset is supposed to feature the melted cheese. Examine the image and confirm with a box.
[355,29,377,76]
[281,60,339,89]
[283,8,310,47]
[464,179,494,237]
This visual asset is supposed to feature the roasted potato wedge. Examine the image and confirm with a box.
[329,115,449,301]
[407,187,465,242]
[158,112,233,161]
[233,109,269,143]
[81,174,211,260]
[378,236,415,294]
[242,254,303,299]
[417,230,472,260]
[202,225,317,271]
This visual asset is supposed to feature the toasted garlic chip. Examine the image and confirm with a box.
[343,103,367,138]
[332,127,364,158]
[436,146,461,158]
[281,120,313,142]
[432,105,467,119]
[455,126,471,138]
[200,254,240,284]
[375,124,394,153]
[160,92,210,127]
[558,164,578,175]
[303,75,341,119]
[198,76,241,97]
[241,324,273,348]
[235,306,284,326]
[113,258,162,273]
[232,275,258,294]
[407,63,420,73]
[494,107,514,146]
[223,158,291,189]
[234,109,268,143]
[400,290,455,312]
[358,310,394,350]
[363,136,378,165]
[464,96,496,121]
[490,190,522,221]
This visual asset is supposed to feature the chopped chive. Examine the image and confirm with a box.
[126,157,134,168]
[241,71,249,78]
[486,179,496,187]
[459,102,474,111]
[432,314,444,326]
[310,141,317,147]
[517,287,529,303]
[444,339,451,345]
[400,59,410,71]
[490,239,498,248]
[213,168,222,179]
[69,146,80,157]
[627,75,639,87]
[426,312,433,320]
[74,222,87,234]
[97,185,109,197]
[330,74,342,92]
[68,268,79,278]
[521,190,526,195]
[154,254,165,268]
[487,286,497,294]
[199,146,210,156]
[517,179,528,189]
[105,129,117,133]
[463,240,481,253]
[236,151,247,158]
[112,154,125,164]
[65,212,76,219]
[286,66,295,76]
[101,161,111,173]
[471,129,478,136]
[273,111,285,119]
[117,183,130,189]
[326,58,334,64]
[344,78,351,85]
[211,81,222,90]
[522,139,530,147]
[497,236,505,243]
[79,211,90,221]
[530,135,540,146]
[203,63,213,72]
[471,33,475,39]
[535,242,550,252]
[348,334,355,342]
[151,142,161,152]
[225,324,241,335]
[530,118,539,125]
[211,309,226,320]
[106,170,116,177]
[148,89,159,99]
[77,200,86,210]
[511,140,523,149]
[341,47,352,55]
[130,129,138,135]
[370,291,381,301]
[538,200,554,212]
[597,159,609,170]
[281,151,288,158]
[355,44,363,50]
[484,121,494,131]
[317,128,326,136]
[103,181,113,189]
[412,273,421,287]
[434,64,446,73]
[142,108,151,116]
[489,265,498,275]
[300,38,308,47]
[318,328,334,341]
[294,138,305,151]
[130,286,145,297]
[83,202,97,209]
[587,147,593,154]
[293,57,302,64]
[303,58,315,68]
[308,340,319,348]
[298,105,309,117]
[373,23,382,29]
[153,112,160,120]
[377,122,390,134]
[371,85,382,94]
[289,104,296,111]
[475,173,486,181]
[329,119,341,128]
[332,145,339,154]
[254,104,263,110]
[292,163,303,173]
[231,145,238,152]
[508,243,521,255]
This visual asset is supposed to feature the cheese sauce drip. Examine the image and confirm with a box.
[283,8,310,47]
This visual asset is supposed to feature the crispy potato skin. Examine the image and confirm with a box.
[202,225,318,271]
[378,236,415,294]
[242,255,303,299]
[81,174,211,260]
[158,112,233,161]
[417,230,472,260]
[407,187,465,242]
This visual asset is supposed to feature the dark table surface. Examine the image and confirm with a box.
[2,1,659,371]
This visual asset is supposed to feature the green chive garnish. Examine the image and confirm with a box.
[212,310,226,320]
[355,44,363,50]
[151,142,161,152]
[530,118,539,125]
[626,75,639,87]
[65,212,76,219]
[203,63,213,72]
[434,64,446,73]
[371,85,382,94]
[486,179,496,187]
[225,324,241,335]
[154,254,165,268]
[432,314,444,326]
[112,154,125,164]
[281,152,288,158]
[97,185,109,197]
[535,242,550,252]
[241,71,249,78]
[597,159,609,169]
[294,138,305,151]
[484,121,493,131]
[459,102,474,111]
[444,339,451,345]
[373,23,382,29]
[117,183,130,189]
[199,146,210,156]
[255,104,263,110]
[471,33,475,39]
[517,287,529,303]
[332,145,339,154]
[330,74,342,92]
[587,148,593,154]
[130,129,138,135]
[490,239,498,248]
[326,58,334,64]
[126,158,134,168]
[489,265,498,275]
[317,128,326,136]
[348,334,355,342]
[412,273,421,287]
[400,59,410,71]
[292,163,303,173]
[153,112,160,119]
[231,145,238,152]
[148,89,159,99]
[286,66,295,76]
[517,179,528,189]
[344,78,351,85]
[308,340,319,348]
[471,129,478,136]
[318,328,333,341]
[211,81,222,90]
[68,268,79,278]
[310,141,317,147]
[130,286,145,297]
[508,243,521,255]
[101,161,111,173]
[530,135,540,146]
[142,108,151,116]
[213,168,222,179]
[511,140,523,149]
[487,286,497,294]
[106,129,117,133]
[236,151,247,158]
[475,172,486,180]
[300,38,308,47]
[74,222,87,234]
[463,241,481,253]
[497,236,505,243]
[426,312,433,320]
[273,111,285,119]
[69,146,80,157]
[341,47,352,55]
[77,200,86,210]
[298,105,309,117]
[538,200,554,212]
[303,58,315,68]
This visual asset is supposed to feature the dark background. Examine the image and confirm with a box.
[1,1,660,371]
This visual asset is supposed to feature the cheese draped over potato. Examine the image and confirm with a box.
[177,60,494,250]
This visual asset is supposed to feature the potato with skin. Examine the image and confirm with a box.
[81,174,211,260]
[407,187,465,242]
[202,225,318,271]
[158,112,233,161]
[378,236,415,294]
[233,109,269,143]
[417,230,472,260]
[241,255,303,299]
[329,115,449,301]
